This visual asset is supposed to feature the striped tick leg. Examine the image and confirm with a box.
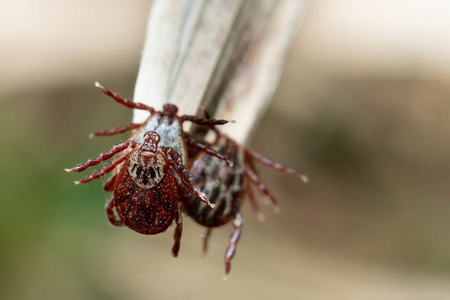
[245,180,266,221]
[163,146,215,208]
[65,141,138,184]
[180,115,231,127]
[224,212,243,278]
[65,141,135,173]
[244,166,279,212]
[95,82,156,113]
[245,149,308,183]
[89,122,144,138]
[172,207,183,257]
[74,152,129,185]
[185,133,233,165]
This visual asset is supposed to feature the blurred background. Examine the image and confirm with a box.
[1,0,450,299]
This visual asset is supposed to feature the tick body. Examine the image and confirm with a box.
[107,132,181,235]
[182,129,308,275]
[67,131,214,256]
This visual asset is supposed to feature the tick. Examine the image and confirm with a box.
[181,126,308,276]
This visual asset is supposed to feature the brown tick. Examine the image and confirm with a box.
[65,83,232,256]
[181,126,308,276]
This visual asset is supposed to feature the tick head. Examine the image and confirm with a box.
[141,131,160,158]
[161,104,178,118]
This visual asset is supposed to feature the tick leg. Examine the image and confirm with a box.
[105,199,123,226]
[244,166,279,210]
[245,149,308,183]
[95,82,155,113]
[172,207,183,257]
[185,134,232,165]
[202,227,213,255]
[180,115,231,126]
[246,180,265,221]
[163,147,214,208]
[89,122,144,138]
[103,174,117,192]
[224,212,243,276]
[75,152,128,184]
[65,140,136,173]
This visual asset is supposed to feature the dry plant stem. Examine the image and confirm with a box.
[133,0,308,143]
[210,0,309,145]
[133,0,243,125]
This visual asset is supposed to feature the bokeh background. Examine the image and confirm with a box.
[1,0,450,299]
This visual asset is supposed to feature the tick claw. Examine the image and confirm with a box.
[74,180,80,185]
[300,175,309,183]
[64,168,72,173]
[222,275,228,282]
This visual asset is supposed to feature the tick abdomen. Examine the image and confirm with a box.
[183,135,245,227]
[114,156,179,235]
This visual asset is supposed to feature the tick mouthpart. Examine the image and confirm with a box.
[162,104,178,117]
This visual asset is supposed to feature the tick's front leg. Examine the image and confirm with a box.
[65,140,136,173]
[89,122,144,138]
[74,152,128,185]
